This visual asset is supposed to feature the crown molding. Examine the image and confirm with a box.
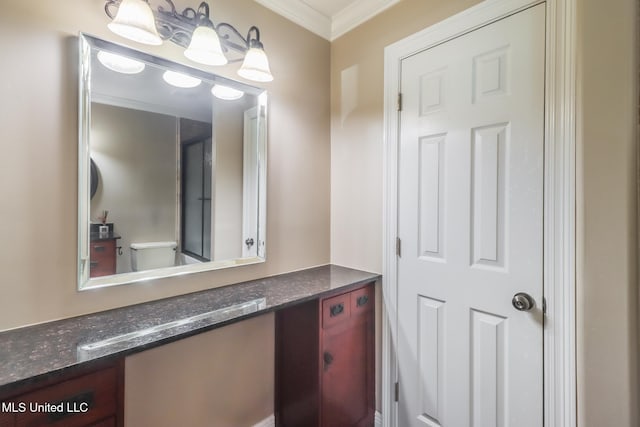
[253,0,401,41]
[253,0,331,40]
[331,0,401,40]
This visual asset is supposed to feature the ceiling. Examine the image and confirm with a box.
[253,0,401,41]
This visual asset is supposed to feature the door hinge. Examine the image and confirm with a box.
[395,382,399,402]
[542,297,547,315]
[397,93,403,111]
[396,237,402,257]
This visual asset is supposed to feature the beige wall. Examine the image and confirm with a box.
[0,0,330,328]
[330,0,483,410]
[126,313,274,427]
[330,0,482,274]
[576,0,639,426]
[331,0,639,424]
[0,0,329,425]
[91,104,178,273]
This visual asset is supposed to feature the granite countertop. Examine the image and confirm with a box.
[0,265,380,393]
[89,232,121,241]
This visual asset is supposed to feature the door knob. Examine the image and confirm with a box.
[512,293,535,311]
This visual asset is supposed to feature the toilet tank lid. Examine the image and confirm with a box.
[130,241,177,250]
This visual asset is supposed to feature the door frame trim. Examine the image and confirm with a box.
[381,0,577,426]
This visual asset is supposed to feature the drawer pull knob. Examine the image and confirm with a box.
[323,351,334,369]
[357,295,369,307]
[93,245,106,253]
[90,261,99,268]
[48,390,94,422]
[330,303,344,317]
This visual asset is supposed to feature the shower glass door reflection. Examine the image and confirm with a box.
[182,138,212,261]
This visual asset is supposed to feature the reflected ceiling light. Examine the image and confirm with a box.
[106,0,162,46]
[97,50,146,74]
[162,70,202,88]
[104,0,274,82]
[211,84,244,100]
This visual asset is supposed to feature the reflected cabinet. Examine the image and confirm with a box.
[275,283,375,427]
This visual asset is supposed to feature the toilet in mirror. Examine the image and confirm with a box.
[78,34,267,290]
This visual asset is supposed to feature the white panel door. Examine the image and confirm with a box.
[397,5,545,427]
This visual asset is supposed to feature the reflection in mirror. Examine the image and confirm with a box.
[78,34,267,290]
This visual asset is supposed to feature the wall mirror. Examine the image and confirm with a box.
[78,33,267,290]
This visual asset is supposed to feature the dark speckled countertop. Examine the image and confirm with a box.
[89,231,121,241]
[0,265,379,393]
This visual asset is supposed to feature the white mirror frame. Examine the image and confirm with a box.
[77,33,267,290]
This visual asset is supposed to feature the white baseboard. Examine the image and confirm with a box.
[375,410,383,427]
[252,414,275,427]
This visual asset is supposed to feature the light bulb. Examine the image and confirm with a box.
[184,26,228,66]
[238,47,273,82]
[107,0,162,46]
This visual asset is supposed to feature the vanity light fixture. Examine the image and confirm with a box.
[211,84,244,100]
[104,0,274,82]
[184,24,227,66]
[237,35,273,82]
[162,70,202,88]
[107,0,162,45]
[97,50,146,74]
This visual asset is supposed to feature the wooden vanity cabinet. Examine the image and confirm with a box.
[275,282,375,427]
[0,360,124,427]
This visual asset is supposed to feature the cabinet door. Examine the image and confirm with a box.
[13,367,118,427]
[0,412,14,427]
[275,300,321,427]
[321,314,374,427]
[90,240,117,277]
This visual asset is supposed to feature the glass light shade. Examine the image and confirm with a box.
[184,26,228,66]
[237,47,273,82]
[107,0,162,46]
[162,70,202,88]
[211,84,244,100]
[97,50,146,74]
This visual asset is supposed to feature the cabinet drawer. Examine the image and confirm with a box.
[90,241,116,261]
[0,412,13,427]
[13,367,118,427]
[351,285,374,316]
[89,262,115,278]
[90,240,116,278]
[322,293,351,329]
